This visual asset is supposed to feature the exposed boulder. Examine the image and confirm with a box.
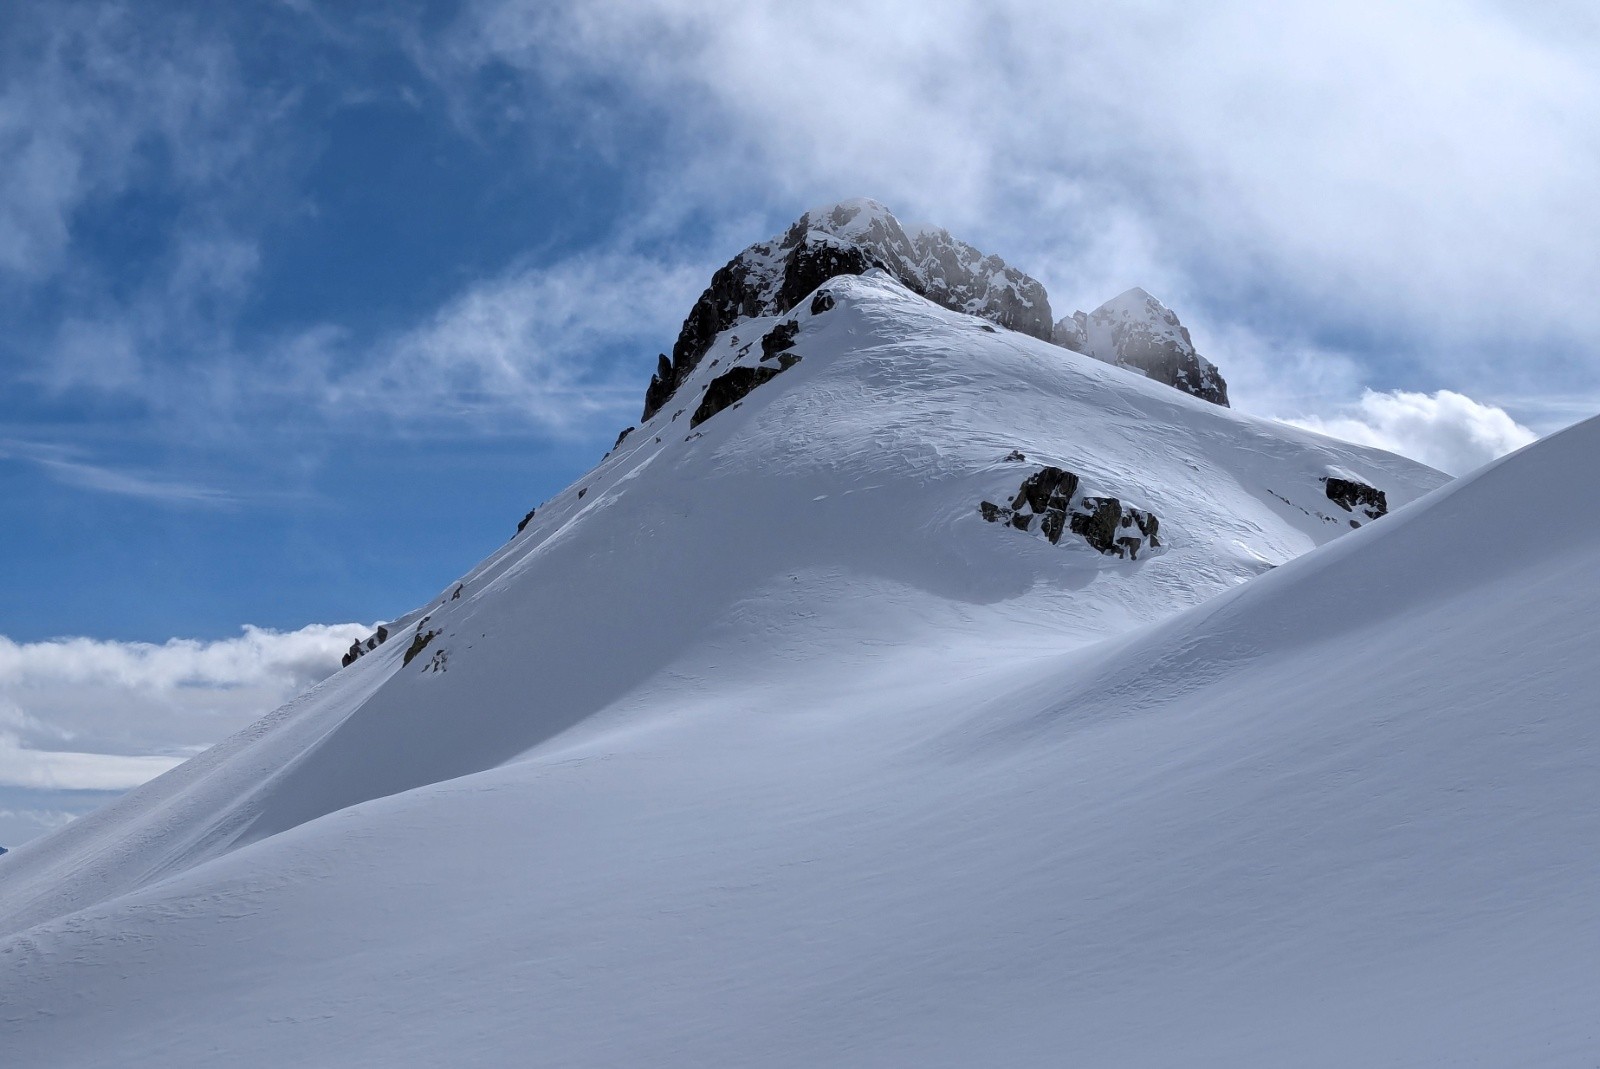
[641,199,1054,420]
[980,466,1162,560]
[1053,288,1229,406]
[517,508,536,534]
[1323,476,1388,520]
[810,290,835,315]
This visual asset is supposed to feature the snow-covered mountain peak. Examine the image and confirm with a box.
[643,200,1057,421]
[645,200,1236,422]
[1055,285,1230,406]
[0,267,1448,950]
[789,197,906,246]
[44,238,1600,1064]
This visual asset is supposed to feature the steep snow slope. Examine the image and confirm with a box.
[0,272,1438,934]
[0,273,1514,1066]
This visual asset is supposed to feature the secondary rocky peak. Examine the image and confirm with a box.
[1054,287,1229,406]
[641,199,1054,421]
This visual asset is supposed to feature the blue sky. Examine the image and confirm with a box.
[2,0,1598,843]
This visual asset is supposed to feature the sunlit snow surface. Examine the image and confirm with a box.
[6,275,1593,1066]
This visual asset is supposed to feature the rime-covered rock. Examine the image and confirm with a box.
[1054,287,1229,406]
[1323,475,1389,520]
[981,466,1161,559]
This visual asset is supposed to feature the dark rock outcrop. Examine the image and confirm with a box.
[690,354,801,429]
[403,629,438,668]
[761,320,799,358]
[1054,288,1229,406]
[642,354,675,426]
[342,623,392,668]
[980,466,1161,559]
[1323,476,1388,520]
[517,508,536,534]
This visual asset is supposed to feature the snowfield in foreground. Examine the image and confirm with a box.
[3,274,1595,1067]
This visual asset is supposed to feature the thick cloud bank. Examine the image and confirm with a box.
[0,622,366,846]
[1285,389,1537,476]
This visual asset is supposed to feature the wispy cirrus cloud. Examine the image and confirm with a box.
[299,247,708,435]
[0,439,235,505]
[0,4,265,281]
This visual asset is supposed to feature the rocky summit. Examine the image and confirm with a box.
[643,199,1229,421]
[1054,287,1229,406]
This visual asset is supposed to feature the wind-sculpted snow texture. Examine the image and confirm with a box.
[28,275,1600,1069]
[1055,286,1230,405]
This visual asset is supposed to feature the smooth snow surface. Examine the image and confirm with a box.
[7,275,1591,1067]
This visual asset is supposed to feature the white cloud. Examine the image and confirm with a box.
[1284,389,1538,475]
[0,738,181,793]
[0,622,370,793]
[446,0,1600,409]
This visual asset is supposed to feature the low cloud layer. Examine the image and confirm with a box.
[1285,389,1538,476]
[0,622,367,847]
